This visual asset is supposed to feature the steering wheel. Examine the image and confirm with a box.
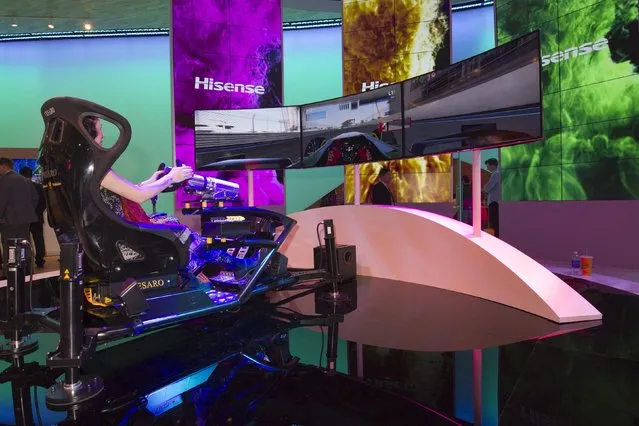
[158,160,188,193]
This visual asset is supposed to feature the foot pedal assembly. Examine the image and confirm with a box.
[120,279,150,317]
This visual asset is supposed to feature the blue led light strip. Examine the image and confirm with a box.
[282,18,342,31]
[0,27,169,42]
[0,1,493,41]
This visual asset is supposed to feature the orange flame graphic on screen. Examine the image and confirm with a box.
[345,155,451,204]
[342,0,449,94]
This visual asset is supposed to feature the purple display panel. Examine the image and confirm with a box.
[171,0,284,206]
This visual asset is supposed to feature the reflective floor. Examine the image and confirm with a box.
[0,275,636,425]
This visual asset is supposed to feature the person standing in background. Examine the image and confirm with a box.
[461,175,472,224]
[0,158,39,273]
[371,167,395,205]
[20,167,47,268]
[482,158,501,238]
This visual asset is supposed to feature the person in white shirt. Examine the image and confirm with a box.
[482,158,501,238]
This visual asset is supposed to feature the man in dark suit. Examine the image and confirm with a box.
[20,167,46,268]
[371,167,395,205]
[0,158,39,273]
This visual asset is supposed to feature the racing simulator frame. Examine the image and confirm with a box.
[0,97,357,410]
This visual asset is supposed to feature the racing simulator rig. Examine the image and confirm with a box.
[0,97,356,409]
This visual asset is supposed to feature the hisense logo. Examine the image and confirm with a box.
[361,80,393,92]
[541,38,609,67]
[194,77,265,95]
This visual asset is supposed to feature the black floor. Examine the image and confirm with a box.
[1,276,636,425]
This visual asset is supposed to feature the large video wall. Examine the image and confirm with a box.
[342,0,451,95]
[172,0,285,206]
[497,0,639,201]
[342,0,453,204]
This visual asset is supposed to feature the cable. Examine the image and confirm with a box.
[319,325,325,369]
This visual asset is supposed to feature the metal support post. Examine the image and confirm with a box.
[0,239,38,357]
[46,242,103,408]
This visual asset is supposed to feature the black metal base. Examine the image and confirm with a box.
[46,375,104,409]
[0,335,39,358]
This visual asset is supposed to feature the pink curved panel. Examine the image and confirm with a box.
[280,205,601,323]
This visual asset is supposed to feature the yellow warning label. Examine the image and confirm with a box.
[63,269,71,280]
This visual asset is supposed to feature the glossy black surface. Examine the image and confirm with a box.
[2,276,637,425]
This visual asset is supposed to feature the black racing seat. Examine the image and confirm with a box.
[38,97,193,286]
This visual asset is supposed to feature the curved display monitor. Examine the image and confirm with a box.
[195,107,301,170]
[301,84,403,167]
[403,31,542,157]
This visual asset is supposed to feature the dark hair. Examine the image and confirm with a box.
[19,167,33,178]
[82,116,99,139]
[485,158,499,167]
[0,157,13,168]
[379,167,391,177]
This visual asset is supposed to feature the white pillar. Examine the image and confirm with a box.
[248,169,255,207]
[472,150,482,237]
[353,164,361,205]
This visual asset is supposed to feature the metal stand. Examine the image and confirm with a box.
[0,355,60,426]
[326,319,339,376]
[0,239,38,357]
[319,219,349,303]
[46,242,102,409]
[314,280,358,376]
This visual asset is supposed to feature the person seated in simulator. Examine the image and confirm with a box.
[82,116,258,281]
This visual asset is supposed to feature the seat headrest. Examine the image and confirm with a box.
[40,96,132,180]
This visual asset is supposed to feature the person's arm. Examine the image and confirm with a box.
[0,180,7,222]
[101,166,192,204]
[139,170,164,187]
[482,172,498,193]
[37,185,46,216]
[30,180,39,209]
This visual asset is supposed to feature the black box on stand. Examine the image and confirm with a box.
[313,245,356,282]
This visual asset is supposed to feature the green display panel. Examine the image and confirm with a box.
[496,0,639,201]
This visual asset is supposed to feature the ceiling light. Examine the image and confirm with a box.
[11,19,17,27]
[48,19,54,29]
[84,22,92,30]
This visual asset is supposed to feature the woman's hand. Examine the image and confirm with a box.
[168,165,194,183]
[150,170,164,181]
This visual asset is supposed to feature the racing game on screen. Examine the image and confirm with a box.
[301,84,403,167]
[195,107,301,170]
[403,31,542,157]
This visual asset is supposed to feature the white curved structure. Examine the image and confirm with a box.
[280,205,601,323]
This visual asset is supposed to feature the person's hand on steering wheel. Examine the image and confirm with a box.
[168,165,194,183]
[150,170,165,181]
